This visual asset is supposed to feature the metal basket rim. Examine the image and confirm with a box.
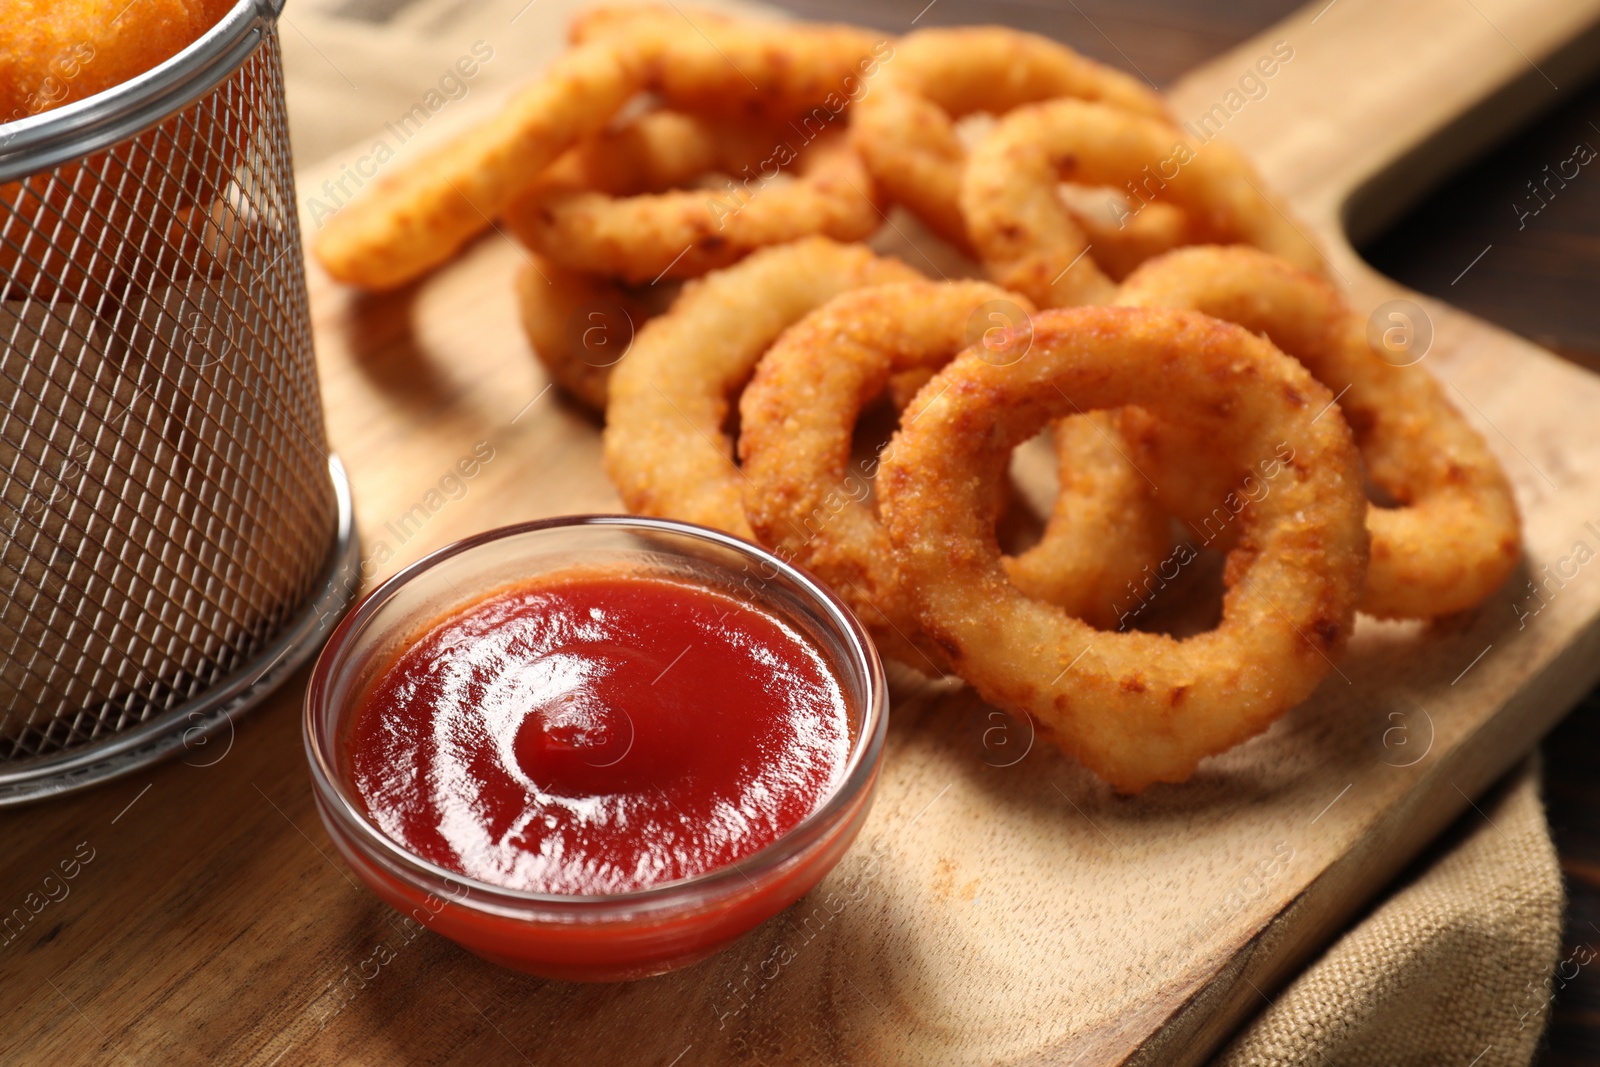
[0,0,285,184]
[0,454,360,806]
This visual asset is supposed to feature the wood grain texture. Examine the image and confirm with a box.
[5,1,1600,1064]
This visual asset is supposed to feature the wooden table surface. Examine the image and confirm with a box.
[765,1,1600,1063]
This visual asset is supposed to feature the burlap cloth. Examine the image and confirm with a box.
[278,1,1567,1061]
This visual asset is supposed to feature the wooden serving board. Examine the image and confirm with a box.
[7,0,1600,1063]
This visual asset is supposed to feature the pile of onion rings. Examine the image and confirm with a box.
[313,7,888,292]
[849,25,1169,251]
[308,7,1523,790]
[879,306,1369,791]
[736,280,1166,662]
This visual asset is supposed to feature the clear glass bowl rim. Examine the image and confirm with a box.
[303,513,890,920]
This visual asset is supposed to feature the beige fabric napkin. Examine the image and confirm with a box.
[1215,757,1561,1067]
[278,2,1567,1062]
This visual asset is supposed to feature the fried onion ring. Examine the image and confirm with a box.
[879,306,1368,791]
[1112,246,1520,618]
[503,110,759,407]
[505,127,884,284]
[603,238,922,537]
[849,26,1170,250]
[515,254,678,411]
[1001,411,1169,629]
[738,280,1167,664]
[960,98,1323,307]
[569,5,886,121]
[506,109,884,406]
[511,107,761,201]
[738,280,1025,667]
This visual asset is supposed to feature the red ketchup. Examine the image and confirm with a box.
[347,571,853,897]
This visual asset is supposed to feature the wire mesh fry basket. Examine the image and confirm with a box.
[0,0,358,804]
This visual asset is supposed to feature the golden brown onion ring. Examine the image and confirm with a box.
[506,128,884,284]
[879,306,1368,792]
[512,108,764,202]
[1112,245,1520,618]
[570,5,887,121]
[603,237,922,537]
[514,255,679,412]
[508,109,882,406]
[849,26,1170,250]
[738,280,1024,667]
[316,12,888,290]
[960,98,1323,307]
[738,280,1168,665]
[506,108,740,410]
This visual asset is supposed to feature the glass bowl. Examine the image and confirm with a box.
[303,515,888,982]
